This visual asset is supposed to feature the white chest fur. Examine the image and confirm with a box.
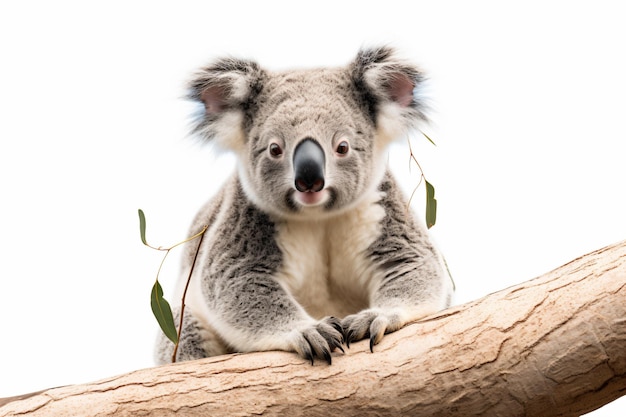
[274,191,386,319]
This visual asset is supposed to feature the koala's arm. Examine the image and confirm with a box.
[342,174,452,350]
[196,182,344,364]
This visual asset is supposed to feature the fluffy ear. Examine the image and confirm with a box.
[187,58,265,151]
[351,46,427,137]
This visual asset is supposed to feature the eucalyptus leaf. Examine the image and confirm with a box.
[138,209,147,245]
[421,131,437,147]
[425,180,437,229]
[151,281,178,344]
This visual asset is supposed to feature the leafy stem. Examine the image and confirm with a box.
[172,223,206,362]
[139,208,208,362]
[407,131,438,229]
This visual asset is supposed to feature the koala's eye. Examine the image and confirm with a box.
[269,143,283,158]
[336,141,350,155]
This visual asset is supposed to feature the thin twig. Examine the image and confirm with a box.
[172,224,208,363]
[406,135,426,210]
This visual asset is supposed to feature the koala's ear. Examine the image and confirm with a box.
[188,58,265,151]
[351,47,427,135]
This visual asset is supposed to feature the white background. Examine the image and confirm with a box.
[0,1,624,414]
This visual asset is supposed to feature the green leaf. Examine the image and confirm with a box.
[421,131,437,147]
[425,180,437,229]
[138,209,147,245]
[151,281,178,344]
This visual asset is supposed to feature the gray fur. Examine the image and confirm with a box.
[154,46,453,365]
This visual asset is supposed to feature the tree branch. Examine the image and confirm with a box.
[2,241,625,417]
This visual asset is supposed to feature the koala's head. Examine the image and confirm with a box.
[188,47,426,219]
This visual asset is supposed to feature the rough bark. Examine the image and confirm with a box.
[1,241,625,417]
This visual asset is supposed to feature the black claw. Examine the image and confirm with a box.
[323,348,332,365]
[304,336,316,365]
[346,329,354,348]
[335,325,346,340]
[369,335,375,353]
[328,336,344,354]
[328,318,345,341]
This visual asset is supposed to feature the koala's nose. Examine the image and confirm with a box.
[293,138,325,193]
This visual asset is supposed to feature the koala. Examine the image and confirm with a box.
[155,46,453,365]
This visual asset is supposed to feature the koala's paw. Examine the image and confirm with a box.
[291,316,345,365]
[341,309,404,352]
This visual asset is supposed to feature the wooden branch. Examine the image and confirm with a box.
[2,241,625,417]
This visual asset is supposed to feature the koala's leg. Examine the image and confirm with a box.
[154,306,231,365]
[209,275,345,365]
[342,254,449,352]
[342,178,452,351]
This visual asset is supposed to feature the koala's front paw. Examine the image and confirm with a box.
[290,316,345,365]
[342,309,403,352]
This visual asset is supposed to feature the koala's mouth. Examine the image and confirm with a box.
[286,188,337,212]
[293,189,329,207]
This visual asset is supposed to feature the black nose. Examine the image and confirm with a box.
[293,138,325,192]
